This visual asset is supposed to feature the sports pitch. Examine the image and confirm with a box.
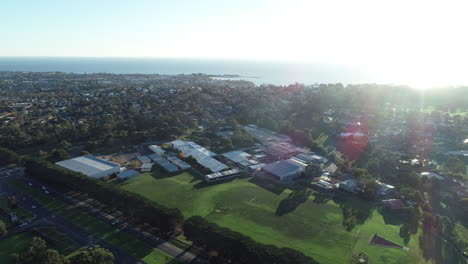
[120,170,465,264]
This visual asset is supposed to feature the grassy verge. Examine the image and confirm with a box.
[36,227,81,255]
[6,179,178,264]
[0,198,35,222]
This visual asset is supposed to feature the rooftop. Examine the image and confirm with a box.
[149,145,165,155]
[118,169,140,178]
[419,172,445,180]
[221,150,258,167]
[171,140,227,172]
[56,155,120,177]
[262,158,306,178]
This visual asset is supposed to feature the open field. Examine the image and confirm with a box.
[0,232,35,264]
[120,170,466,264]
[7,179,177,264]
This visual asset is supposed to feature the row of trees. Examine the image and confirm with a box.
[23,157,183,234]
[0,220,6,236]
[184,216,320,264]
[15,237,113,264]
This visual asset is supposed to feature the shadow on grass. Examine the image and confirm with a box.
[417,224,466,264]
[378,206,420,244]
[193,177,237,189]
[328,195,375,231]
[275,189,312,216]
[149,168,177,180]
[248,177,287,195]
[312,191,333,204]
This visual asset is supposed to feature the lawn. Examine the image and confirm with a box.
[0,232,35,264]
[6,180,177,264]
[120,169,466,264]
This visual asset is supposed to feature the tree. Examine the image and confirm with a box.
[352,168,371,180]
[446,157,466,174]
[37,249,68,264]
[0,147,19,165]
[71,246,114,264]
[17,237,69,264]
[305,164,321,178]
[39,150,48,159]
[406,172,422,189]
[18,237,47,264]
[48,149,69,163]
[8,196,17,209]
[80,150,91,156]
[0,220,7,236]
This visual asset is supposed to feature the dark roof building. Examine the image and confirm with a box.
[382,199,405,210]
[261,158,307,182]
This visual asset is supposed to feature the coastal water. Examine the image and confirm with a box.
[0,57,378,85]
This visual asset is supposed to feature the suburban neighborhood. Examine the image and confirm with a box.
[0,72,467,264]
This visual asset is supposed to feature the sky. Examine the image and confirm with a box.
[2,0,468,87]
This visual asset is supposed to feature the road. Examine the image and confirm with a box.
[0,167,209,264]
[0,171,143,264]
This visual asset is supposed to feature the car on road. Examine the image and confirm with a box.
[28,183,32,186]
[41,186,47,190]
[44,190,50,194]
[31,205,37,209]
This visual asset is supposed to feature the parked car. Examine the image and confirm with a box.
[31,205,37,209]
[41,186,47,190]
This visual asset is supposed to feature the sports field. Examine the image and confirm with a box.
[120,170,466,264]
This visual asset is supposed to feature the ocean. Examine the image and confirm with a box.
[0,57,378,86]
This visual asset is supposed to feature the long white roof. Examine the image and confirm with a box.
[56,155,120,177]
[149,145,165,155]
[171,140,227,172]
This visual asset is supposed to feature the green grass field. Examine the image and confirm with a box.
[120,170,466,264]
[6,180,177,264]
[0,232,35,264]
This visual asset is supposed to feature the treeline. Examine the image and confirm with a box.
[23,157,183,233]
[184,216,320,264]
[15,236,114,264]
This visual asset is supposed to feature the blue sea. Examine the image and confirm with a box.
[0,57,378,85]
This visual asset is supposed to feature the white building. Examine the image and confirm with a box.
[56,155,120,179]
[171,140,228,172]
[137,156,152,164]
[419,172,445,180]
[149,145,165,155]
[140,162,154,172]
[296,153,326,164]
